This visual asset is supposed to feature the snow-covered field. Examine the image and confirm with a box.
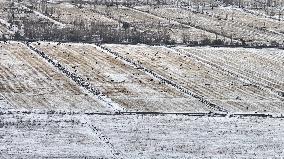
[0,41,105,112]
[92,5,231,43]
[2,40,283,157]
[30,41,209,112]
[1,111,284,158]
[104,44,284,113]
[135,5,284,45]
[3,0,283,45]
[1,41,283,114]
[45,3,119,26]
[19,1,232,44]
[1,0,284,157]
[203,6,284,34]
[177,46,284,90]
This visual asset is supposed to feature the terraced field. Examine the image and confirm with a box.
[104,44,284,113]
[203,6,284,34]
[1,0,284,158]
[2,40,279,113]
[30,42,209,112]
[2,40,282,113]
[0,41,105,111]
[46,3,118,26]
[177,46,284,91]
[135,5,284,44]
[92,5,229,43]
[21,2,232,44]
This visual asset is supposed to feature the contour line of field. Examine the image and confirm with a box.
[128,6,239,43]
[23,42,124,112]
[172,47,284,100]
[96,44,228,113]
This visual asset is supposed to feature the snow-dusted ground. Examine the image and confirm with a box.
[44,3,118,26]
[22,1,232,44]
[3,41,282,113]
[93,5,180,26]
[177,46,284,90]
[104,44,284,113]
[30,41,210,112]
[135,5,284,44]
[0,2,13,36]
[0,23,11,36]
[0,41,107,112]
[1,0,284,157]
[203,6,284,34]
[0,112,115,158]
[1,112,284,158]
[15,2,66,28]
[93,5,230,43]
[243,8,284,22]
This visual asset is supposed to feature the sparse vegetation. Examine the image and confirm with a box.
[0,0,284,158]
